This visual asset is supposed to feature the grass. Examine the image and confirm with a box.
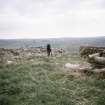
[0,53,105,105]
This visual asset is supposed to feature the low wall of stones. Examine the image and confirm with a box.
[80,46,105,58]
[0,47,65,64]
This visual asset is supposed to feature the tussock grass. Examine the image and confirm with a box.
[0,54,105,105]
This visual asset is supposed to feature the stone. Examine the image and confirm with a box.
[7,61,13,64]
[65,63,80,70]
[93,69,105,78]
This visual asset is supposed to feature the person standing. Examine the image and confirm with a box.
[46,44,52,57]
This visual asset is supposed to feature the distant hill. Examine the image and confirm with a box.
[0,36,105,52]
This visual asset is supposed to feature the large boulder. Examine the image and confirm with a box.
[88,53,105,66]
[80,46,105,58]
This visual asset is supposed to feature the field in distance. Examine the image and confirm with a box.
[0,36,105,52]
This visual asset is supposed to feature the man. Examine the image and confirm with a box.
[46,44,52,57]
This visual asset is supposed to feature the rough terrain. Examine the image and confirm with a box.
[0,48,105,105]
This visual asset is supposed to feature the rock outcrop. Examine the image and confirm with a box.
[0,47,65,64]
[80,46,105,58]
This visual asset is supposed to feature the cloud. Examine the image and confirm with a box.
[0,0,105,38]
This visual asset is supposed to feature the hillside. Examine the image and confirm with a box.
[0,36,105,52]
[0,53,105,105]
[0,39,105,105]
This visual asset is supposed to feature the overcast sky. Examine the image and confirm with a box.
[0,0,105,39]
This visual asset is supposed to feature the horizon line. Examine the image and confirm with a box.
[0,36,105,40]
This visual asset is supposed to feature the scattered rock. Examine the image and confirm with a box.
[0,47,65,64]
[65,63,80,70]
[93,69,105,78]
[30,59,34,62]
[65,62,93,75]
[65,62,105,79]
[80,46,105,58]
[7,61,13,64]
[88,53,105,65]
[88,53,99,59]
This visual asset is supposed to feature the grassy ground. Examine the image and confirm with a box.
[0,53,105,105]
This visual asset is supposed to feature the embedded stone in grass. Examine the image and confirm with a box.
[30,59,34,62]
[7,61,13,65]
[93,68,105,79]
[65,63,80,70]
[64,62,93,74]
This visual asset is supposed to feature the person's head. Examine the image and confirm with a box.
[47,44,51,48]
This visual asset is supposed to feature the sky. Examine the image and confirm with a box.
[0,0,105,39]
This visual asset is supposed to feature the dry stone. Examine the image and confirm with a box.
[0,47,65,64]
